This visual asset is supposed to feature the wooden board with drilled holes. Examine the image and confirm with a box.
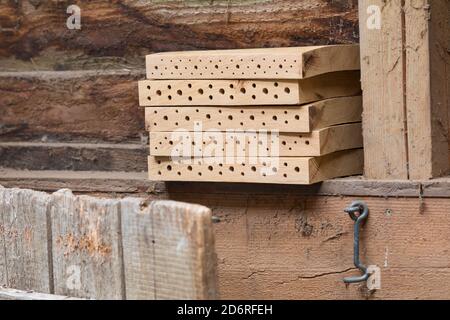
[149,123,362,157]
[145,96,362,133]
[148,149,363,185]
[146,45,360,79]
[138,71,361,106]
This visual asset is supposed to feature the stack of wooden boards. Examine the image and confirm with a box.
[139,45,363,184]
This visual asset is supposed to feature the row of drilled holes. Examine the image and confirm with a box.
[145,82,291,101]
[151,109,301,127]
[153,137,310,150]
[155,161,300,178]
[149,58,298,76]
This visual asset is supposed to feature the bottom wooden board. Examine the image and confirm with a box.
[148,149,363,184]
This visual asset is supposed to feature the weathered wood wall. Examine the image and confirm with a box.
[3,179,450,299]
[0,0,358,71]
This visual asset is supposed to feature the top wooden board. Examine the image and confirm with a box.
[146,45,360,80]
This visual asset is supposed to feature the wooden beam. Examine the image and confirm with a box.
[145,96,362,133]
[0,70,145,143]
[139,71,361,106]
[0,1,358,71]
[6,169,450,198]
[358,0,408,179]
[165,192,450,299]
[404,0,450,179]
[0,142,147,172]
[146,45,360,79]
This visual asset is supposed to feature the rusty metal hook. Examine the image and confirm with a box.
[343,200,370,284]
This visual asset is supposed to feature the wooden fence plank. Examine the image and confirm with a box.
[50,190,124,299]
[121,198,218,299]
[405,0,450,179]
[359,0,408,179]
[120,198,156,300]
[0,187,52,293]
[150,200,218,299]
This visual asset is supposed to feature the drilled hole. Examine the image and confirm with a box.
[198,89,204,94]
[177,90,182,95]
[284,87,290,94]
[262,88,268,94]
[240,88,246,94]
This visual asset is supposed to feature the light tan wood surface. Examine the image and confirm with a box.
[145,96,362,133]
[146,45,360,79]
[359,0,408,179]
[139,71,361,106]
[148,149,363,184]
[149,123,362,157]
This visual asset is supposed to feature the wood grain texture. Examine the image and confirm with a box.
[139,71,361,106]
[0,187,52,293]
[0,0,358,71]
[148,149,364,184]
[145,96,362,133]
[149,200,218,299]
[0,70,145,143]
[163,192,450,299]
[405,0,450,179]
[146,45,360,79]
[149,123,363,157]
[50,189,124,299]
[359,0,408,179]
[0,142,148,172]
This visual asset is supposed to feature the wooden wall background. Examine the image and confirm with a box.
[3,0,450,300]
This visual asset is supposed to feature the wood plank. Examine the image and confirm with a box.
[0,1,358,71]
[120,198,156,300]
[359,0,408,179]
[405,0,450,179]
[0,187,52,293]
[0,288,83,300]
[7,169,450,198]
[149,123,363,157]
[0,70,145,143]
[139,71,361,106]
[145,96,362,133]
[149,200,217,299]
[148,149,364,184]
[121,198,218,299]
[146,45,360,79]
[162,193,450,299]
[50,190,124,299]
[0,142,147,171]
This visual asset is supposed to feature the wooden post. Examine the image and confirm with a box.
[359,0,409,179]
[359,0,449,179]
[405,0,450,179]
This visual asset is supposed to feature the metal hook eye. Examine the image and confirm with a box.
[343,200,370,284]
